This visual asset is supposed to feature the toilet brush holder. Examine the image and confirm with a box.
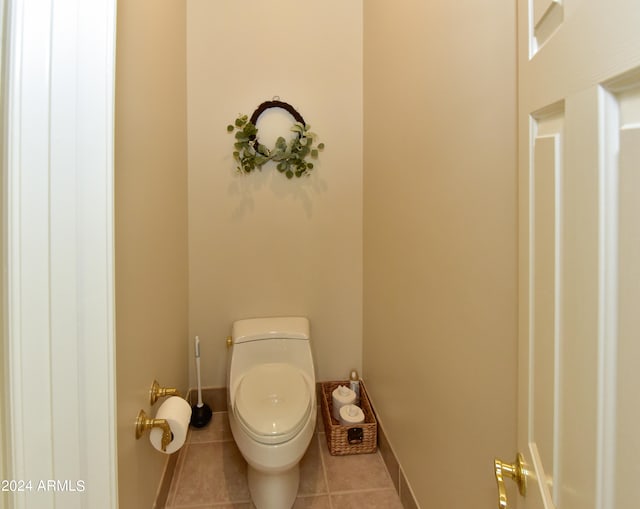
[191,400,212,428]
[190,336,212,428]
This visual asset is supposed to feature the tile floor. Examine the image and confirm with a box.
[164,410,404,509]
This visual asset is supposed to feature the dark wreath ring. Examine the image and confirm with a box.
[227,99,324,179]
[249,100,306,127]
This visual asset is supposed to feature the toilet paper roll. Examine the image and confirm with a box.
[339,404,365,426]
[332,385,356,421]
[150,396,192,454]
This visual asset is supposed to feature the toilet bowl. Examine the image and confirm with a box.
[227,317,316,509]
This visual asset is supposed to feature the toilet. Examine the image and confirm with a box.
[227,316,317,509]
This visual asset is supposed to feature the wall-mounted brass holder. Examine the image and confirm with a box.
[149,379,180,406]
[135,409,173,452]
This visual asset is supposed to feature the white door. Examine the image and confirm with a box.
[495,1,640,509]
[3,1,118,508]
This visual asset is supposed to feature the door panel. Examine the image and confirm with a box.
[532,0,563,52]
[607,77,640,509]
[517,1,640,509]
[616,127,640,509]
[531,115,562,503]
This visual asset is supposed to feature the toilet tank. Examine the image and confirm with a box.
[232,316,309,344]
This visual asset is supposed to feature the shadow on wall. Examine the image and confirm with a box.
[228,170,328,220]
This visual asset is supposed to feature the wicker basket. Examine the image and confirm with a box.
[320,380,377,455]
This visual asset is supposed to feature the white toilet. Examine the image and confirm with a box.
[227,316,317,509]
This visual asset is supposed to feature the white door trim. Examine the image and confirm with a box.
[4,1,118,507]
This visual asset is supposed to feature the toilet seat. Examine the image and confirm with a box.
[234,363,312,445]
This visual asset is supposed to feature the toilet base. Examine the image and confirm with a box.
[247,463,299,509]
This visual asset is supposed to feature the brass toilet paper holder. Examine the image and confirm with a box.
[149,379,180,406]
[135,409,173,452]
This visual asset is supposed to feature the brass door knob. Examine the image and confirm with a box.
[494,453,526,509]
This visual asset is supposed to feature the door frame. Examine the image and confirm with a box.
[3,1,118,507]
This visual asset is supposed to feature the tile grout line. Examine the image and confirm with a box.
[164,440,190,508]
[327,486,399,495]
[317,433,334,509]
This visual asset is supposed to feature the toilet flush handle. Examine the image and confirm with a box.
[226,336,233,348]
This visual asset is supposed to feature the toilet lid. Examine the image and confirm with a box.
[235,363,312,445]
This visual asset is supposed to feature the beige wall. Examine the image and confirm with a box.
[363,1,518,507]
[115,0,189,507]
[187,0,363,388]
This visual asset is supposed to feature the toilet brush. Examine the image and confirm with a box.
[190,336,212,428]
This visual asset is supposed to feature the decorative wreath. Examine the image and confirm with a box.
[227,99,324,179]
